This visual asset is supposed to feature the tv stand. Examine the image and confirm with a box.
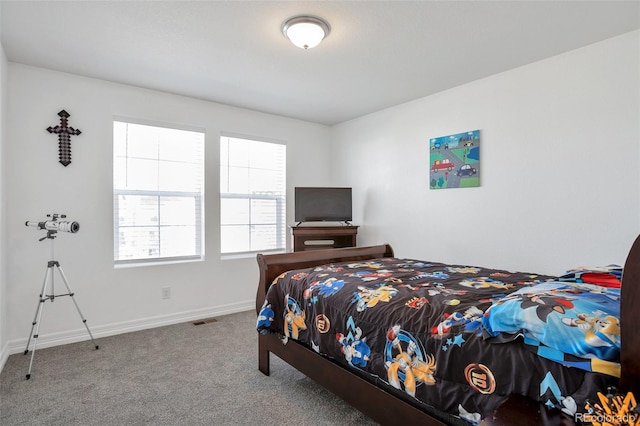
[291,225,359,252]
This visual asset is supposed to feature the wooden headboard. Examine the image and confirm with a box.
[255,244,394,313]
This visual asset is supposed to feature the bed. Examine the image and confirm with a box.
[255,235,640,425]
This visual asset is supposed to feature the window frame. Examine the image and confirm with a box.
[113,117,205,267]
[219,133,286,257]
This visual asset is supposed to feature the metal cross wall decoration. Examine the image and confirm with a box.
[47,110,82,167]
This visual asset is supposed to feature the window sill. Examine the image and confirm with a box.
[220,250,285,261]
[114,256,203,269]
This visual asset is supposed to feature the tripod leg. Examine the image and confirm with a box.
[55,265,99,350]
[26,284,49,380]
[24,266,52,356]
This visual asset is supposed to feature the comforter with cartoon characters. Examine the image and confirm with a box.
[256,257,620,422]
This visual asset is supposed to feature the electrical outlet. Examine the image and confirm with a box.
[161,286,171,299]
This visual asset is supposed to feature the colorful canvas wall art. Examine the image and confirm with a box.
[429,130,480,190]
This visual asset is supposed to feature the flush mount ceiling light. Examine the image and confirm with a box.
[282,15,330,49]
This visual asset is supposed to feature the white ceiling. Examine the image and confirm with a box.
[1,1,639,126]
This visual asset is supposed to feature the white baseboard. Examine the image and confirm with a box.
[1,300,255,369]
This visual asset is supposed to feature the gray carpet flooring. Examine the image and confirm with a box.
[0,310,378,425]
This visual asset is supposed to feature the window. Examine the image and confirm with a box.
[113,120,204,264]
[220,135,286,255]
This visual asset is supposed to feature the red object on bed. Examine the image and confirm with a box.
[580,273,621,288]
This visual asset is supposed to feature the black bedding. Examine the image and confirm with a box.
[256,257,619,423]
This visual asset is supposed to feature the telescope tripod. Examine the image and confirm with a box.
[24,256,99,379]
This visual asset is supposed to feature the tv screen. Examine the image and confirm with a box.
[294,187,352,223]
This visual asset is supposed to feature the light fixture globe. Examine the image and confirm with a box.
[282,16,330,49]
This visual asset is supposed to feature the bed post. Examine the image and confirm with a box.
[256,254,266,313]
[256,253,270,376]
[258,334,270,376]
[619,234,640,397]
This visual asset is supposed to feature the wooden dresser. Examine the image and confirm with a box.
[290,225,359,252]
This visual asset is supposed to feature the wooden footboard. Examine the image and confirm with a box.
[620,234,640,397]
[256,237,640,425]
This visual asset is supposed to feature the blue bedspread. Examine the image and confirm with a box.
[482,281,620,376]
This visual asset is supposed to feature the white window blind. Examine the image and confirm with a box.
[220,136,286,254]
[113,120,204,264]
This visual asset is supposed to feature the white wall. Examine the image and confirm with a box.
[331,31,640,275]
[3,64,332,353]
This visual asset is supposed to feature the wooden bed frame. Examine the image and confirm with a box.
[256,236,640,425]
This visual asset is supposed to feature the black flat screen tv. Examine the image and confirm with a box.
[294,187,352,224]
